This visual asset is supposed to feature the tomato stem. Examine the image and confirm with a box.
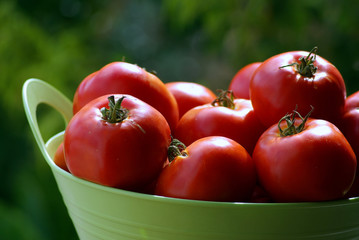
[101,95,129,123]
[279,46,318,78]
[167,137,187,162]
[211,90,235,109]
[278,106,314,137]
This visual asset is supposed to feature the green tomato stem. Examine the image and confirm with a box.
[279,46,318,78]
[278,106,314,137]
[167,137,187,162]
[211,90,235,109]
[101,95,129,123]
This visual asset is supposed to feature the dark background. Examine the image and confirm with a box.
[1,0,359,239]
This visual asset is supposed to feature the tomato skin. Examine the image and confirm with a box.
[339,108,359,161]
[72,62,179,130]
[253,118,356,202]
[165,81,216,118]
[155,136,256,202]
[65,94,171,191]
[344,90,359,112]
[338,96,359,198]
[53,142,69,172]
[339,90,359,164]
[250,50,346,127]
[250,185,272,203]
[229,62,261,99]
[174,98,266,154]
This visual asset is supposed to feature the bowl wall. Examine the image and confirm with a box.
[46,132,359,240]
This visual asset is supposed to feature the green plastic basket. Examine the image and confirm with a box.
[23,78,359,240]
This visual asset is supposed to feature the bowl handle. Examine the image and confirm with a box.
[22,78,73,160]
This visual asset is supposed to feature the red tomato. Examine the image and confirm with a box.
[155,136,256,202]
[174,91,266,154]
[72,61,179,130]
[165,81,216,118]
[339,108,359,162]
[250,185,272,203]
[250,47,346,127]
[229,62,261,99]
[64,94,171,191]
[53,141,68,172]
[344,90,359,112]
[339,90,359,164]
[338,94,359,198]
[253,108,356,202]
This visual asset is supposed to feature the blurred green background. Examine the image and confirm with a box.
[2,0,359,239]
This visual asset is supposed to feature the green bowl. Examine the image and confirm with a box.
[23,79,359,240]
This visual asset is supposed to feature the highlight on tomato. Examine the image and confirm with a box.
[228,62,261,99]
[64,94,172,191]
[250,47,346,128]
[174,90,266,154]
[165,81,216,118]
[155,136,257,202]
[253,107,357,202]
[72,61,179,130]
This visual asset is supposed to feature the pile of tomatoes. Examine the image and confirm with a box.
[54,47,359,203]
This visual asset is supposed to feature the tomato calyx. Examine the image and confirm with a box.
[101,95,129,123]
[167,137,188,162]
[211,90,235,109]
[280,46,318,78]
[278,106,314,137]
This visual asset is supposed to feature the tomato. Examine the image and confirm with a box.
[338,90,359,161]
[53,141,68,172]
[228,62,261,99]
[72,61,179,130]
[344,90,359,112]
[338,92,359,198]
[250,185,272,203]
[250,47,346,128]
[339,90,359,163]
[64,94,171,191]
[174,90,266,154]
[253,108,356,202]
[339,108,359,162]
[155,136,256,202]
[165,81,216,118]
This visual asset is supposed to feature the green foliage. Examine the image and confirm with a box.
[1,0,359,239]
[159,0,359,92]
[0,1,93,239]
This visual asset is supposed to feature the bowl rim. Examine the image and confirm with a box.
[46,131,359,209]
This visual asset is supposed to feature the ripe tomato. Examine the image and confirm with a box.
[53,141,68,172]
[338,92,359,198]
[253,108,356,202]
[72,61,179,130]
[339,108,359,161]
[174,90,266,154]
[250,47,346,127]
[165,81,216,118]
[155,136,256,202]
[339,90,359,160]
[250,185,272,203]
[344,90,359,112]
[64,94,171,191]
[228,62,261,99]
[342,115,359,197]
